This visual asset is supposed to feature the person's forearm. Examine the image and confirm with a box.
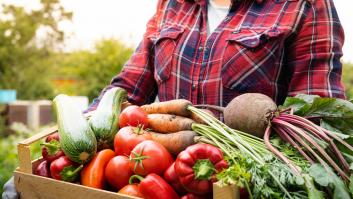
[2,177,18,199]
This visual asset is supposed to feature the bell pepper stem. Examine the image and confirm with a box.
[40,142,60,149]
[61,164,83,182]
[193,159,215,180]
[40,141,61,155]
[129,174,144,184]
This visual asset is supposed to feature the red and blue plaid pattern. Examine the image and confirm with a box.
[88,0,345,113]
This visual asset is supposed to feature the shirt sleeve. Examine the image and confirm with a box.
[85,0,167,112]
[285,0,346,99]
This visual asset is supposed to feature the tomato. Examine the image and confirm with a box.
[114,126,152,156]
[118,184,143,198]
[105,156,134,190]
[129,140,173,176]
[119,105,149,128]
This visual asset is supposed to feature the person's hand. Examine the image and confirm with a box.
[2,177,19,199]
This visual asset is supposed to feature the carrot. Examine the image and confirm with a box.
[147,114,194,133]
[150,131,197,155]
[141,99,192,117]
[190,109,215,124]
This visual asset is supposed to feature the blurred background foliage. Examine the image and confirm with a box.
[1,0,353,194]
[0,0,133,101]
[0,0,72,100]
[0,123,42,194]
[0,0,132,193]
[342,62,353,99]
[50,39,133,100]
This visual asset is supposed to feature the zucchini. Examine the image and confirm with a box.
[89,87,127,150]
[53,94,97,164]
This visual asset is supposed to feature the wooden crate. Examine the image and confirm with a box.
[14,126,239,199]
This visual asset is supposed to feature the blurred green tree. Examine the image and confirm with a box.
[78,39,133,100]
[0,0,72,100]
[51,39,133,101]
[342,62,353,99]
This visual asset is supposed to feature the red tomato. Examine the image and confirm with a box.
[114,126,152,156]
[129,140,173,176]
[105,156,134,190]
[118,184,143,198]
[119,105,149,128]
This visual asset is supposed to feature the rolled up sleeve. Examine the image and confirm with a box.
[286,0,346,99]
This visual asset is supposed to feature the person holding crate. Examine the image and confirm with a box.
[3,0,345,198]
[86,0,346,116]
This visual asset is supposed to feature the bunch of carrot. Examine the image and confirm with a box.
[141,99,210,155]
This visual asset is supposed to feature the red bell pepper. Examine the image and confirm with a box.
[41,133,64,162]
[164,162,187,195]
[50,156,83,182]
[45,132,60,142]
[130,173,179,199]
[175,143,228,194]
[33,160,51,178]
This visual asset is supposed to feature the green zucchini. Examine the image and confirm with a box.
[89,87,127,150]
[53,94,97,164]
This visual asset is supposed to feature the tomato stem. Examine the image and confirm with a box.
[130,150,149,172]
[193,159,215,180]
[133,125,144,135]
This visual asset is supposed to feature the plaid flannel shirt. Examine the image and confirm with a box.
[87,0,345,113]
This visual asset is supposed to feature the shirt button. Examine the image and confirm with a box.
[198,46,203,51]
[224,16,231,21]
[192,84,196,90]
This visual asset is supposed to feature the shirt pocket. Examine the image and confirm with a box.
[150,27,184,85]
[221,28,284,92]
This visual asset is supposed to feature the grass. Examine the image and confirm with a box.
[0,123,49,193]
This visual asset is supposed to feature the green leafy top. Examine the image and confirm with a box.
[281,94,353,135]
[308,164,351,199]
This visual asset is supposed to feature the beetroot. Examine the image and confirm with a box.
[195,93,277,138]
[224,93,277,138]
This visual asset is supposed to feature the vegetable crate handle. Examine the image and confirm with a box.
[17,125,58,174]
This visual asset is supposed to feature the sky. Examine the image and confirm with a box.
[3,0,353,62]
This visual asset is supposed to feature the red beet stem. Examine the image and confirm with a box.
[263,125,301,175]
[320,127,353,152]
[272,118,349,181]
[273,125,315,164]
[278,114,350,173]
[278,114,330,141]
